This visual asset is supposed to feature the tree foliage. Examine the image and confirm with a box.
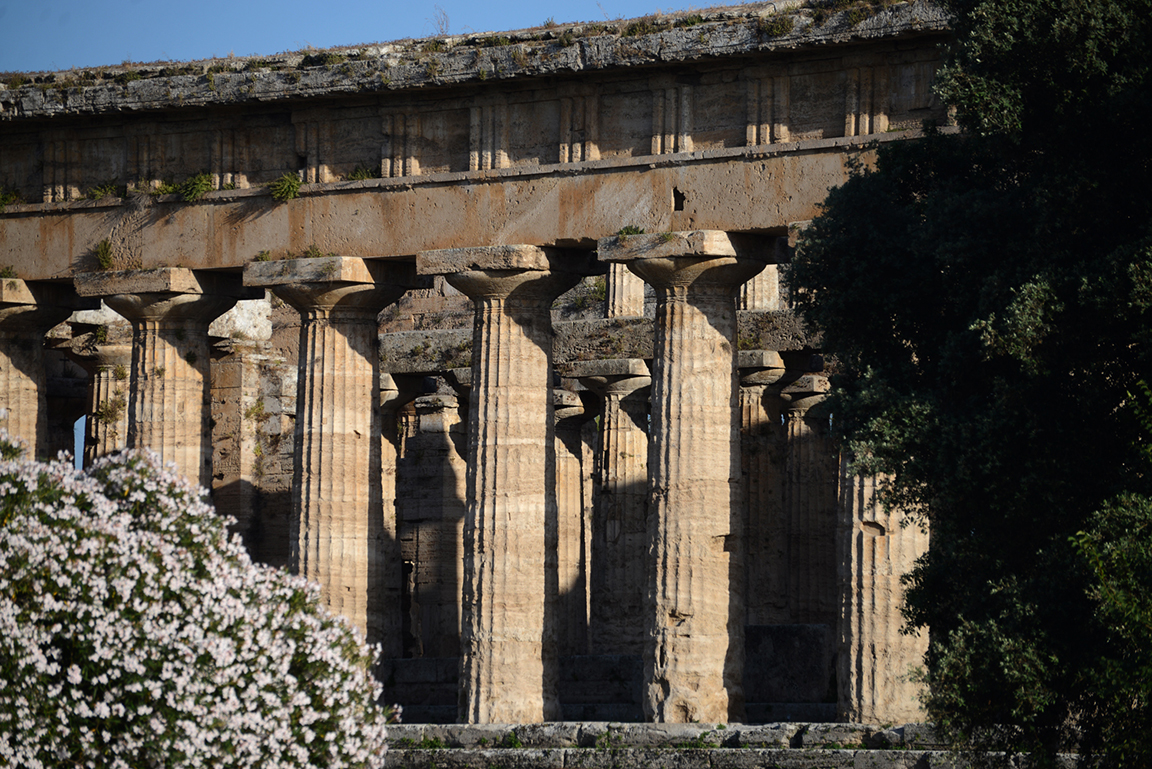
[788,0,1152,764]
[0,433,392,769]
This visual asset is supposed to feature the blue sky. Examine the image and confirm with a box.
[0,0,688,73]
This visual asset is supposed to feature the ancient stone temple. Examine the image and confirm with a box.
[0,0,942,725]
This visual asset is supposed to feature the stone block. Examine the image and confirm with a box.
[797,723,873,749]
[723,724,798,748]
[75,267,260,300]
[597,230,775,264]
[244,256,400,287]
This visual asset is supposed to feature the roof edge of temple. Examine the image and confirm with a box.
[0,0,949,121]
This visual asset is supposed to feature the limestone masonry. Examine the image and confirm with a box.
[0,0,946,727]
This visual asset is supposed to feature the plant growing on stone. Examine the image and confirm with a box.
[346,166,377,182]
[270,172,302,202]
[0,189,23,214]
[758,14,795,36]
[0,428,394,768]
[93,239,115,271]
[177,172,215,202]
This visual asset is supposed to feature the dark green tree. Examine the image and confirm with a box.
[787,0,1152,764]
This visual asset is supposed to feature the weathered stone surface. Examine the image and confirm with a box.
[553,388,591,657]
[244,258,423,642]
[0,3,949,120]
[573,359,652,655]
[419,245,599,723]
[838,467,929,724]
[0,280,91,455]
[0,2,956,728]
[600,230,771,723]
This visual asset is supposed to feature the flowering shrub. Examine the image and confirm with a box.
[0,431,391,769]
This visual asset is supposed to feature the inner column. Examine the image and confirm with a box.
[572,357,652,655]
[74,268,253,488]
[599,230,770,723]
[245,256,423,644]
[0,280,90,456]
[417,244,598,724]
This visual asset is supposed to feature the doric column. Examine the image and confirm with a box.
[838,463,929,724]
[417,244,600,724]
[402,391,468,659]
[738,351,787,625]
[781,373,839,626]
[738,237,791,311]
[598,230,771,723]
[76,343,133,463]
[380,372,423,659]
[74,269,255,488]
[606,262,645,317]
[0,280,93,457]
[553,387,590,657]
[572,357,652,654]
[245,257,424,644]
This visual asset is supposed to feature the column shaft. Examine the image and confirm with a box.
[738,354,787,625]
[462,287,557,722]
[403,393,468,659]
[575,360,651,655]
[554,390,589,657]
[419,244,596,724]
[600,229,771,724]
[607,262,645,317]
[246,257,421,645]
[783,387,839,625]
[837,465,929,723]
[84,344,132,463]
[647,282,744,722]
[0,281,81,456]
[295,307,380,636]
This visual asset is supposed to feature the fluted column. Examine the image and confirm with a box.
[599,230,771,723]
[246,257,423,644]
[838,462,929,724]
[781,374,839,626]
[78,343,133,463]
[75,269,248,486]
[738,351,787,625]
[0,280,91,456]
[573,358,652,654]
[380,373,422,659]
[417,244,599,724]
[606,262,645,317]
[553,388,590,657]
[403,392,469,658]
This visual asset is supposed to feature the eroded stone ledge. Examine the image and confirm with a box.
[0,2,949,120]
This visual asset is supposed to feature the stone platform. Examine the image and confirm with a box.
[384,722,965,768]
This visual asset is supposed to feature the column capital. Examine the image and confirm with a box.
[552,388,586,426]
[245,257,426,316]
[738,349,786,387]
[597,230,773,291]
[75,268,257,326]
[417,245,601,304]
[380,372,425,412]
[1,279,98,329]
[569,358,652,399]
[782,373,831,417]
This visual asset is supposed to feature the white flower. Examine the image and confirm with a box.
[0,432,390,768]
